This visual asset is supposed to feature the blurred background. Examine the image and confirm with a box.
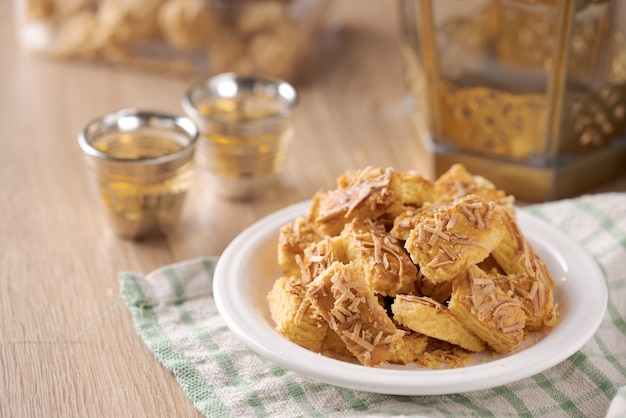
[9,0,626,203]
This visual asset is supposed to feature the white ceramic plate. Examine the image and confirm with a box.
[213,201,608,395]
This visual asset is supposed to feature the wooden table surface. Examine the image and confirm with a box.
[1,1,625,417]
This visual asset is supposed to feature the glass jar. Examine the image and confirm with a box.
[399,0,626,201]
[14,0,332,84]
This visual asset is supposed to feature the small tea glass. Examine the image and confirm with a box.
[78,109,198,239]
[182,72,298,199]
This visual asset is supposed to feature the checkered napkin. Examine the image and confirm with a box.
[119,193,626,418]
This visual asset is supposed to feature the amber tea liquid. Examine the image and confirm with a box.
[91,131,194,237]
[194,94,293,178]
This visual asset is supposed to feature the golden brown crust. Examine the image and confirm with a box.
[389,209,419,242]
[391,294,486,353]
[297,236,345,285]
[389,203,448,242]
[306,262,405,367]
[491,210,559,330]
[390,170,436,207]
[418,274,453,304]
[449,266,526,353]
[308,167,412,236]
[434,163,515,215]
[404,194,507,284]
[267,276,329,352]
[341,218,418,296]
[277,217,325,278]
[387,332,429,365]
[415,340,474,369]
[319,328,355,360]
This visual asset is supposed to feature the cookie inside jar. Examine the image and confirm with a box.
[15,0,333,83]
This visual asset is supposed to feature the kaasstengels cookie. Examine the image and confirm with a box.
[491,210,558,330]
[449,266,526,353]
[404,194,507,284]
[341,218,418,296]
[391,294,486,353]
[306,261,405,367]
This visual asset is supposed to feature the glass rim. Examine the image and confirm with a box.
[181,72,299,128]
[78,108,199,164]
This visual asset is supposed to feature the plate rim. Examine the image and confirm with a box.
[213,200,608,395]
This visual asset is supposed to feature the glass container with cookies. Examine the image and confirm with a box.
[13,0,332,84]
[399,0,626,201]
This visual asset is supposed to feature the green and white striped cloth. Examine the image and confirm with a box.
[119,193,626,418]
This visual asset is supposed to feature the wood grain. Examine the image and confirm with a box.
[0,1,624,417]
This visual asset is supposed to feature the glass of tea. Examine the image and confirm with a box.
[78,109,198,239]
[182,73,298,199]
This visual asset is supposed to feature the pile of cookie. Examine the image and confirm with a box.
[268,165,560,368]
[20,0,327,80]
